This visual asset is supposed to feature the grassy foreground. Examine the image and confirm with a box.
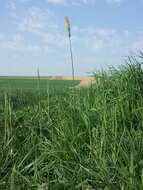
[0,56,143,189]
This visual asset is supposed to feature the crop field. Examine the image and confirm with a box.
[0,77,80,110]
[0,77,80,91]
[0,56,143,189]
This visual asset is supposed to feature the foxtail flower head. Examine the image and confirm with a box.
[65,16,71,37]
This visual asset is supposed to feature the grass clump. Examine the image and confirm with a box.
[0,55,143,189]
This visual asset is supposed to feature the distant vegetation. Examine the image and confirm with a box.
[0,79,79,110]
[0,54,143,189]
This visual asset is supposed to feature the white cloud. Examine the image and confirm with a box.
[15,6,68,47]
[4,1,143,53]
[0,34,42,52]
[46,0,126,6]
[46,0,67,5]
[17,0,32,2]
[8,1,16,10]
[71,26,143,55]
[46,0,95,6]
[106,0,125,4]
[8,0,126,9]
[18,6,56,32]
[72,27,118,49]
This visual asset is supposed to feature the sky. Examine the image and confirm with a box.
[0,0,143,76]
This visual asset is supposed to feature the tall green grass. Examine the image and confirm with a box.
[0,55,143,189]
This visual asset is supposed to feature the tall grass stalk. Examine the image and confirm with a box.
[65,16,75,80]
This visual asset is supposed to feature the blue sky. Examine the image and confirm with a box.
[0,0,143,76]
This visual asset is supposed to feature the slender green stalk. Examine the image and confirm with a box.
[69,36,75,81]
[65,16,75,80]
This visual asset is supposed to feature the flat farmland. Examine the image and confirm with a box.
[0,77,80,110]
[0,77,80,91]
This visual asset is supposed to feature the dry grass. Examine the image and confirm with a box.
[49,76,96,88]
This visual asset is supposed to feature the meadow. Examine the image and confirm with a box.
[0,55,143,190]
[0,78,79,110]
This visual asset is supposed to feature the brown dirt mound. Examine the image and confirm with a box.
[73,77,95,89]
[49,76,95,88]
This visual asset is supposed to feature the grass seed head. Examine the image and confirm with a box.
[65,16,71,37]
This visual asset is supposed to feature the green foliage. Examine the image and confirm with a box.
[0,55,143,189]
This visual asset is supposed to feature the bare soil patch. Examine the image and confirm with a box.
[73,77,95,89]
[49,76,95,88]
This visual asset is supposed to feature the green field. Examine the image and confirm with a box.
[0,78,80,110]
[0,56,143,189]
[0,77,79,91]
